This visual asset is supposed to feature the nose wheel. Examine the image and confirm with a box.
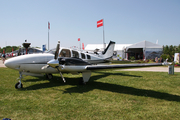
[15,82,23,89]
[15,72,23,89]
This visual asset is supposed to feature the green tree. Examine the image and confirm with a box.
[162,45,179,62]
[0,46,19,53]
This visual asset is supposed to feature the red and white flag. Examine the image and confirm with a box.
[48,22,50,29]
[78,38,80,41]
[97,19,103,28]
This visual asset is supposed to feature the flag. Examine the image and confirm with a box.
[82,43,84,50]
[3,49,5,54]
[78,38,80,41]
[48,22,50,29]
[97,19,103,28]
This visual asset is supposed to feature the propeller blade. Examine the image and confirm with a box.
[56,67,66,83]
[54,40,60,59]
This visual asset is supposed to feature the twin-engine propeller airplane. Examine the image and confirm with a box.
[5,40,166,89]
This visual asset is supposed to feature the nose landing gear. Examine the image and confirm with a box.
[15,72,23,89]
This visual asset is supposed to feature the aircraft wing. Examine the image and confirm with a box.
[86,63,163,70]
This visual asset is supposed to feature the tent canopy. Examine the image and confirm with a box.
[126,40,162,49]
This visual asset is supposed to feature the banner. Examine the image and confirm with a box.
[12,48,13,56]
[174,53,180,63]
[42,45,46,52]
[82,43,84,50]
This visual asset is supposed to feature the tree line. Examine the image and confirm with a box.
[161,44,180,62]
[0,46,19,53]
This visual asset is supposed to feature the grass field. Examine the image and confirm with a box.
[0,68,180,120]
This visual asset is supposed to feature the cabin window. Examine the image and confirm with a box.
[81,53,85,59]
[87,55,91,59]
[59,49,71,57]
[72,50,79,58]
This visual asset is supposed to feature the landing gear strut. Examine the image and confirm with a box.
[56,67,66,83]
[15,72,23,89]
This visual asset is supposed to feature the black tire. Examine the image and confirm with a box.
[79,78,86,85]
[46,74,53,80]
[15,82,23,89]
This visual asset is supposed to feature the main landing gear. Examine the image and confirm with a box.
[15,72,23,89]
[79,78,86,85]
[46,73,53,80]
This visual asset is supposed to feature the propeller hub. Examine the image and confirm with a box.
[47,59,59,68]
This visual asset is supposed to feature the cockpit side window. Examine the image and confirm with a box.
[59,49,71,57]
[72,50,79,58]
[87,55,91,59]
[81,53,85,59]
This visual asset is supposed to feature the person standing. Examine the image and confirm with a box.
[2,54,6,64]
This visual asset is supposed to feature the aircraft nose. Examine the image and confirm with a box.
[47,59,59,68]
[4,59,16,69]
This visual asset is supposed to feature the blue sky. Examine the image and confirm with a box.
[1,0,180,49]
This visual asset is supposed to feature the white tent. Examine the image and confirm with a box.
[126,40,162,49]
[126,40,163,60]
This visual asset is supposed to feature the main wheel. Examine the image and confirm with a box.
[46,74,53,80]
[15,82,23,89]
[79,78,86,85]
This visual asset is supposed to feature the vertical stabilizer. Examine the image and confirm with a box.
[102,41,115,58]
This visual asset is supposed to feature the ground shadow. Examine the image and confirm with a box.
[20,72,180,102]
[21,72,141,90]
[64,81,180,102]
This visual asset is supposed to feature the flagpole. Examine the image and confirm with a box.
[103,19,105,50]
[48,29,49,50]
[97,19,105,50]
[48,22,50,50]
[80,41,81,50]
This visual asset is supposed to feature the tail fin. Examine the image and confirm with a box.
[102,41,115,58]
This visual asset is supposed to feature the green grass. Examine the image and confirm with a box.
[1,68,180,120]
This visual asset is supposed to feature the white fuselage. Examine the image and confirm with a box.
[5,47,113,74]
